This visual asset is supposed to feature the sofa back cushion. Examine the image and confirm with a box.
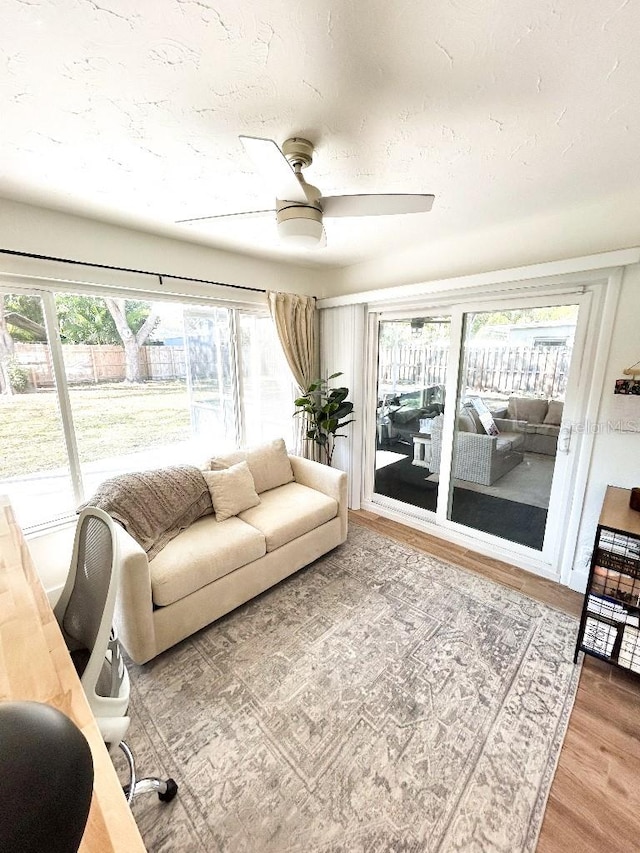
[543,400,564,425]
[507,396,549,425]
[80,465,212,560]
[457,410,478,433]
[209,438,295,494]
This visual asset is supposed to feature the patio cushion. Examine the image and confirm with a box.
[457,410,477,433]
[543,400,564,425]
[507,397,549,424]
[535,424,560,437]
[498,431,525,450]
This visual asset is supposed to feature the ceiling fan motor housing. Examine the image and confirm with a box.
[282,137,314,170]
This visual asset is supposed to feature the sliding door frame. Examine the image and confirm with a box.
[362,269,622,584]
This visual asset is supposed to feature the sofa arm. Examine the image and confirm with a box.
[493,417,527,433]
[112,524,157,665]
[289,455,348,542]
[457,431,499,451]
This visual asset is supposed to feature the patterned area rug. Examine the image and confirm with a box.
[120,522,581,852]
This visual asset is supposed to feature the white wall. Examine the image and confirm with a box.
[0,197,329,297]
[319,304,366,508]
[570,263,640,590]
[328,188,640,298]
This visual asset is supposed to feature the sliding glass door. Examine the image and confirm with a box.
[445,304,580,550]
[374,315,450,513]
[369,295,590,567]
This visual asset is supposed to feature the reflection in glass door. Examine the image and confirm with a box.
[184,307,237,452]
[443,304,580,550]
[374,316,450,512]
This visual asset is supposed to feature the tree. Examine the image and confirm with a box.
[3,295,45,342]
[0,300,15,394]
[2,293,160,383]
[55,295,119,344]
[104,297,160,382]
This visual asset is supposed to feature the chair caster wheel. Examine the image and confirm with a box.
[158,778,178,802]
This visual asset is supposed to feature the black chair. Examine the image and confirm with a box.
[0,700,94,853]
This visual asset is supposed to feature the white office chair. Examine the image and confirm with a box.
[54,507,177,805]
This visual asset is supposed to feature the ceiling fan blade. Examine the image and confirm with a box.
[320,193,435,218]
[176,208,275,224]
[239,135,309,204]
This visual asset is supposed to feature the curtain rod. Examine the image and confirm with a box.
[0,248,267,295]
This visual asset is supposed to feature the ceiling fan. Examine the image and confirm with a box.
[176,135,435,248]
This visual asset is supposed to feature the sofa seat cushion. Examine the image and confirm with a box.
[496,431,525,451]
[239,482,338,552]
[149,515,266,606]
[533,423,560,437]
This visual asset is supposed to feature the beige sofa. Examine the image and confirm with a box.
[91,441,347,664]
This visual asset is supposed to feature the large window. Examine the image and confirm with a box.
[0,288,294,531]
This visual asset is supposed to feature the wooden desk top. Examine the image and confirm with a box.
[600,486,640,537]
[0,497,146,852]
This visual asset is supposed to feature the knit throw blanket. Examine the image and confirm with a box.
[81,465,213,560]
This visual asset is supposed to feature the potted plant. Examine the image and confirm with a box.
[294,372,355,466]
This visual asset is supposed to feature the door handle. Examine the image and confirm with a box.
[558,423,572,454]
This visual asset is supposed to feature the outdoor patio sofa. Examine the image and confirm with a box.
[430,411,525,486]
[491,396,563,456]
[82,439,347,664]
[379,384,445,444]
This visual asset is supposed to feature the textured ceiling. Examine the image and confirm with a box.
[1,0,639,269]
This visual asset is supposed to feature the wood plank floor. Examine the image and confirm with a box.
[350,509,640,853]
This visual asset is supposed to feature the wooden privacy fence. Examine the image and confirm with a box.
[12,343,186,387]
[378,342,572,398]
[379,343,449,389]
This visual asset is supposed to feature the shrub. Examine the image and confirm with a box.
[6,358,29,393]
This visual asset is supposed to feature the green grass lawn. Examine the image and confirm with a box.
[0,382,191,478]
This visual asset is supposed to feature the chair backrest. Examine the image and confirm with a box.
[54,507,127,712]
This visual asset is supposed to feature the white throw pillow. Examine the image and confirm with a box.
[203,462,260,522]
[209,438,294,494]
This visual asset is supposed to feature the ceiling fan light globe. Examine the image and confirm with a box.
[277,217,323,247]
[276,204,324,247]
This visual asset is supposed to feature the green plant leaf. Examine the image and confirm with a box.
[334,402,354,418]
[328,387,349,403]
[327,371,342,380]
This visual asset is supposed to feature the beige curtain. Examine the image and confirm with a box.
[268,291,318,458]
